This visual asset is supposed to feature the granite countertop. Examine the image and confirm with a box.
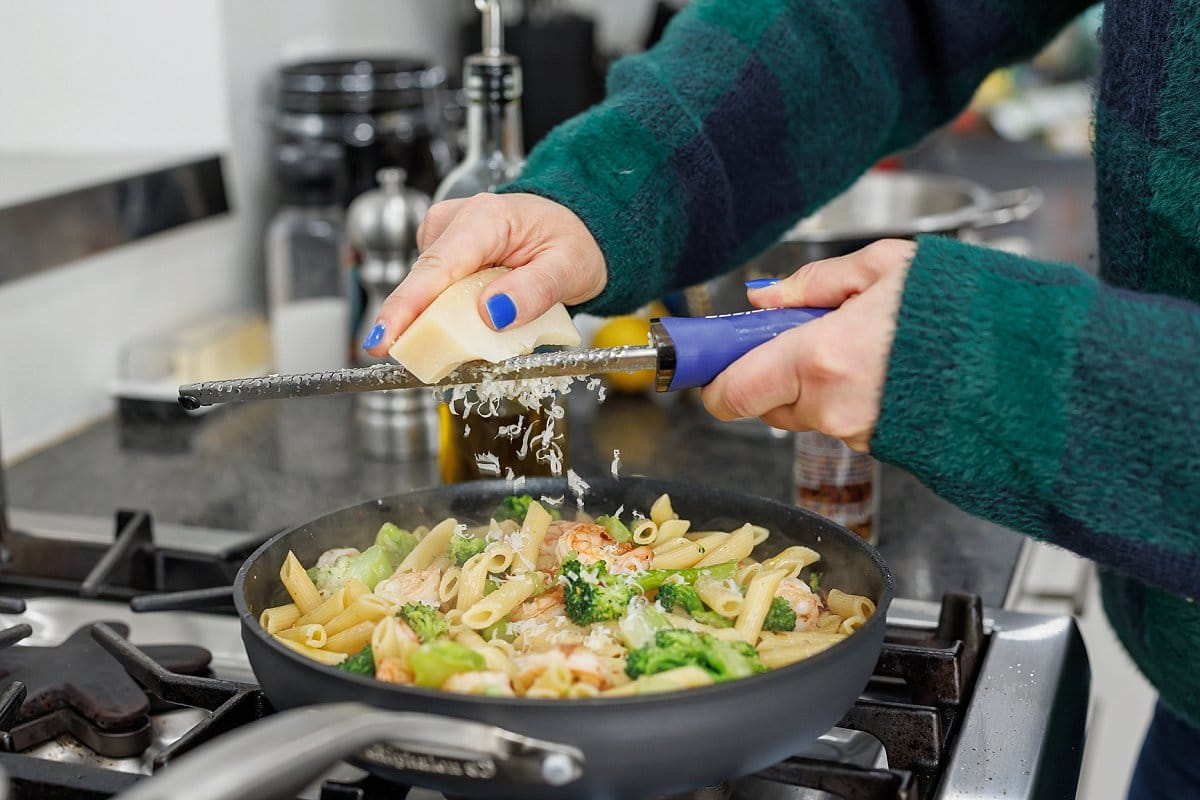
[5,389,1025,607]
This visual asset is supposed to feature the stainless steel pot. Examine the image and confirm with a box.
[682,170,1042,316]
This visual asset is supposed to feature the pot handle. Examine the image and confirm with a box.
[968,186,1044,228]
[113,702,585,800]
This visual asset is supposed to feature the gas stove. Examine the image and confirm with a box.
[0,459,1089,799]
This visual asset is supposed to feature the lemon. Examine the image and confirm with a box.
[592,316,656,393]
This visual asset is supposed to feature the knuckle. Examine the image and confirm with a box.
[409,249,446,275]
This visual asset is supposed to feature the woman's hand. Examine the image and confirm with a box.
[700,239,916,451]
[362,193,608,357]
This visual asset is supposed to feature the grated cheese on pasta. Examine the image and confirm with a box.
[611,449,621,479]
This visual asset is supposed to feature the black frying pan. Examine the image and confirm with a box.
[119,477,893,800]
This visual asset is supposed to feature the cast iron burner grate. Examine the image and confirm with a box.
[0,508,254,608]
[0,622,210,758]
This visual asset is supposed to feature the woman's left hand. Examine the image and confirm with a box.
[700,239,916,451]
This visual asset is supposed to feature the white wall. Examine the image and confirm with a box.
[0,2,229,152]
[0,1,457,461]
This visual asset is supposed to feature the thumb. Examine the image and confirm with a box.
[746,240,913,310]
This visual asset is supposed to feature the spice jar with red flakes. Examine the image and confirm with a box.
[793,432,880,543]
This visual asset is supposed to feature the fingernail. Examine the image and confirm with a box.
[485,293,517,330]
[744,278,780,289]
[361,322,386,350]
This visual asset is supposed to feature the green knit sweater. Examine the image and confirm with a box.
[502,0,1200,727]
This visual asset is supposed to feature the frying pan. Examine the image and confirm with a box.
[119,477,893,800]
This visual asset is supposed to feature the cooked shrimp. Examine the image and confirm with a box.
[315,547,359,567]
[554,523,648,572]
[513,649,569,692]
[514,646,610,690]
[564,647,606,688]
[611,546,654,574]
[374,566,441,607]
[775,577,824,631]
[442,670,516,696]
[510,584,564,621]
[375,657,413,684]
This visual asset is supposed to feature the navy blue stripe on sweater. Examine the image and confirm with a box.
[877,0,1011,86]
[1099,0,1175,141]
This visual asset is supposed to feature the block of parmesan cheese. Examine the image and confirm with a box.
[388,267,582,383]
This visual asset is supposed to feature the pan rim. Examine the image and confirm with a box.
[235,476,895,709]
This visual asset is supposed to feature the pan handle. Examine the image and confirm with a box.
[968,186,1043,229]
[113,702,585,800]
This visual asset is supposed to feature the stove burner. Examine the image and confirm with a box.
[0,623,210,757]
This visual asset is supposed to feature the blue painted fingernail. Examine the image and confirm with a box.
[485,293,517,330]
[362,322,386,350]
[744,278,780,289]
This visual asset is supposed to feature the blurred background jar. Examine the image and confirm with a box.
[793,432,881,543]
[273,56,455,200]
[265,141,352,374]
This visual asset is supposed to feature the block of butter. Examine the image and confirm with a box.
[388,267,582,383]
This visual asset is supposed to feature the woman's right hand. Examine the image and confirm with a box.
[361,192,608,357]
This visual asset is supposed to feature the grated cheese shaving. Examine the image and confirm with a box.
[611,449,621,479]
[475,452,501,475]
[566,470,589,510]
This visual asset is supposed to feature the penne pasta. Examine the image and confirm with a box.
[324,620,377,654]
[280,551,323,614]
[372,616,419,663]
[438,566,462,605]
[735,568,789,643]
[695,576,744,618]
[650,542,706,570]
[655,518,691,544]
[324,594,391,636]
[517,501,552,569]
[461,573,539,630]
[259,603,301,634]
[397,518,458,573]
[273,635,346,665]
[694,524,755,568]
[631,519,658,546]
[762,546,821,579]
[456,552,493,612]
[275,624,327,648]
[601,666,714,696]
[294,587,350,627]
[649,494,678,527]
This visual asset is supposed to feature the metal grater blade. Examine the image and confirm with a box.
[178,346,660,409]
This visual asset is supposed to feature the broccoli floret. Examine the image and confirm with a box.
[561,555,639,625]
[625,630,766,682]
[307,545,393,593]
[375,523,419,567]
[397,603,449,643]
[595,514,632,543]
[635,561,737,592]
[762,596,798,632]
[410,641,486,688]
[481,617,511,642]
[338,644,375,676]
[808,571,822,593]
[655,583,733,628]
[560,555,740,626]
[448,532,488,566]
[493,495,561,525]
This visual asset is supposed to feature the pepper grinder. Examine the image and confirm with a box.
[346,168,437,460]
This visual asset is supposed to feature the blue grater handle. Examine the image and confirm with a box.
[652,307,832,392]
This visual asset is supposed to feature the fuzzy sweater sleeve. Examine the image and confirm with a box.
[872,235,1200,599]
[500,0,1093,314]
